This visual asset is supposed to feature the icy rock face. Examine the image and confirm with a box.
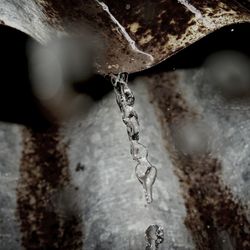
[0,124,22,250]
[196,52,250,205]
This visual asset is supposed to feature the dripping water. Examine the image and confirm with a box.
[111,72,157,204]
[110,73,164,249]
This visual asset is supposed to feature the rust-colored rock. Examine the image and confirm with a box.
[1,0,250,74]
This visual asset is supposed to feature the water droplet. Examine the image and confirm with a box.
[123,116,139,140]
[124,87,135,106]
[130,141,148,160]
[145,225,164,249]
[135,161,157,203]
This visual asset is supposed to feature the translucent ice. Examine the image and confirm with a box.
[111,73,157,203]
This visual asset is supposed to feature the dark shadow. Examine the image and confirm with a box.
[0,25,50,129]
[73,74,112,101]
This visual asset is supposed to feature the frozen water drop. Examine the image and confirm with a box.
[111,72,157,203]
[123,116,140,140]
[135,160,150,180]
[131,141,148,161]
[123,86,135,106]
[135,161,157,203]
[145,224,164,250]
